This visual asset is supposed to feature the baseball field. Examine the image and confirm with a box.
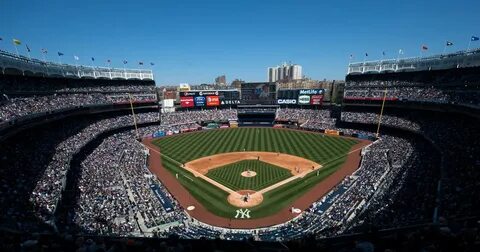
[149,128,362,221]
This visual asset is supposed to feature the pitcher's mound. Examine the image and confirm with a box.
[227,190,263,208]
[241,170,257,177]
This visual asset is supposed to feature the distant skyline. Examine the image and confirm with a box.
[1,0,479,85]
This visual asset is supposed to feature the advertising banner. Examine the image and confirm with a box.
[180,91,219,97]
[180,96,194,107]
[277,99,297,105]
[152,131,166,138]
[206,95,220,106]
[325,129,340,135]
[199,90,219,96]
[194,96,206,106]
[299,89,324,95]
[149,184,174,213]
[220,100,241,105]
[310,95,324,105]
[298,95,311,105]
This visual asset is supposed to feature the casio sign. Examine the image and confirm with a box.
[277,99,297,104]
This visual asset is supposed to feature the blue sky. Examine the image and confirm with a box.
[1,0,479,85]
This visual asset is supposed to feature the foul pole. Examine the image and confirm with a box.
[375,88,388,138]
[129,93,140,139]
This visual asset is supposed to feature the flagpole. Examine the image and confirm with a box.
[42,52,46,62]
[13,44,19,57]
[91,58,96,78]
[26,46,31,60]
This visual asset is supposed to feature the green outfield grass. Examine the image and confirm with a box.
[206,160,292,191]
[153,128,359,219]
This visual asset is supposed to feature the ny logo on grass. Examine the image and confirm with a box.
[235,209,251,219]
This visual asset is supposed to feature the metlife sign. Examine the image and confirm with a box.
[298,89,324,95]
[298,95,311,105]
[277,99,297,105]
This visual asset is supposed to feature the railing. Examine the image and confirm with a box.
[0,50,154,80]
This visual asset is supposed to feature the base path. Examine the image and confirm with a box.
[143,130,371,229]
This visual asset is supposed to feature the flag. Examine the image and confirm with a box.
[446,41,453,46]
[382,51,386,56]
[421,45,428,51]
[91,57,95,61]
[13,39,21,45]
[26,44,31,52]
[74,55,79,60]
[41,48,48,54]
[123,60,128,64]
[150,62,154,66]
[398,49,404,55]
[472,36,480,41]
[58,52,64,56]
[139,61,144,65]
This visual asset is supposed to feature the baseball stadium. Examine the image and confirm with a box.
[1,1,480,251]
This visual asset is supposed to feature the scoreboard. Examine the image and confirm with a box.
[179,90,240,108]
[277,89,324,106]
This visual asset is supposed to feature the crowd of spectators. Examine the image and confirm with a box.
[74,127,187,236]
[0,112,159,232]
[341,111,422,131]
[344,80,480,107]
[340,109,480,222]
[276,108,336,129]
[161,109,238,124]
[0,93,157,123]
[3,217,479,252]
[56,85,156,93]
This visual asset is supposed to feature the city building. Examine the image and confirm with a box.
[215,75,227,86]
[231,79,245,89]
[267,63,302,82]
